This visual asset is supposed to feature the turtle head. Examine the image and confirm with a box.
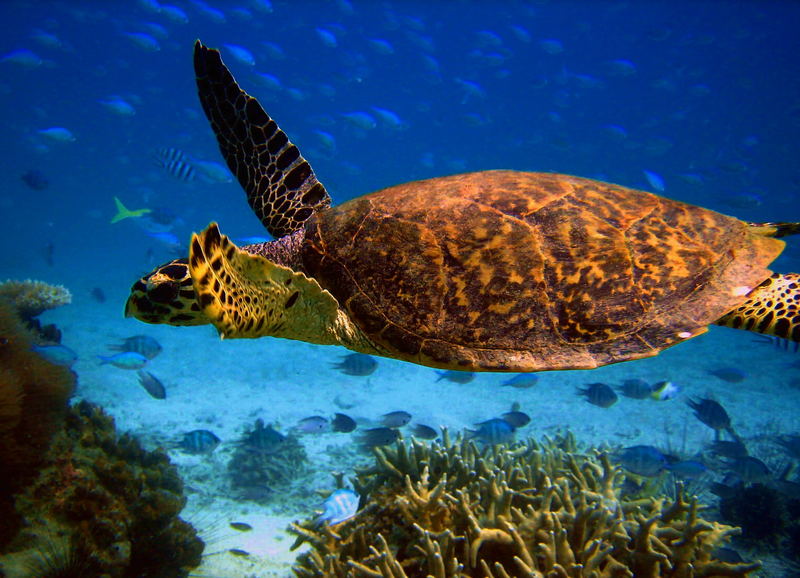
[125,258,210,326]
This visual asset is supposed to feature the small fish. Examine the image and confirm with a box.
[357,427,400,448]
[341,111,377,130]
[43,242,54,267]
[154,148,197,182]
[194,160,233,183]
[223,43,255,66]
[501,411,531,428]
[435,370,475,384]
[97,351,148,370]
[410,424,437,440]
[500,374,538,388]
[2,49,43,67]
[109,335,162,359]
[229,522,253,532]
[137,370,166,400]
[539,39,564,54]
[315,27,338,48]
[228,549,250,557]
[643,169,665,192]
[111,197,151,223]
[177,429,220,454]
[708,439,749,458]
[242,419,285,454]
[90,287,106,303]
[381,410,412,428]
[98,97,136,116]
[159,4,189,23]
[724,456,770,483]
[38,127,76,142]
[666,459,708,481]
[331,353,377,376]
[31,344,77,367]
[650,381,681,401]
[577,383,618,408]
[617,378,652,399]
[315,488,359,526]
[686,397,732,433]
[707,367,747,383]
[296,415,329,433]
[21,169,49,191]
[614,445,667,477]
[331,413,357,433]
[467,418,515,445]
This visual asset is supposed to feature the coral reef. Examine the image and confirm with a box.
[228,419,310,502]
[0,279,71,322]
[0,401,204,577]
[718,480,800,560]
[289,430,761,577]
[0,301,75,545]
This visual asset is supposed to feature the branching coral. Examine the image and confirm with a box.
[0,279,71,321]
[0,401,203,577]
[289,430,760,577]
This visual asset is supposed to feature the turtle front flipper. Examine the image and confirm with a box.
[716,273,800,342]
[194,40,330,238]
[189,223,377,353]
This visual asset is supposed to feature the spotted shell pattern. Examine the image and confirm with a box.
[300,171,783,371]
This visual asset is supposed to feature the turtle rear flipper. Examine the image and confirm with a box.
[189,223,374,353]
[716,273,800,342]
[194,41,330,238]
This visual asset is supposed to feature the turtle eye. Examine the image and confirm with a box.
[147,281,180,304]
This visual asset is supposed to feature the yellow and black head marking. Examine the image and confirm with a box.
[124,258,209,326]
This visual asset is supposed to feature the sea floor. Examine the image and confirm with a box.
[36,273,800,576]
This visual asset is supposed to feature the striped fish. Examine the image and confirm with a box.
[315,489,359,526]
[154,147,197,182]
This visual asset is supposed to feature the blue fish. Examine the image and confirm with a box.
[467,418,515,445]
[97,351,148,369]
[176,429,220,454]
[315,489,359,526]
[32,344,77,367]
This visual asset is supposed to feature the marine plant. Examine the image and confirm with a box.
[228,419,310,502]
[0,401,204,577]
[289,430,760,577]
[0,301,75,546]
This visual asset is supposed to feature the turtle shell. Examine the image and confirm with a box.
[301,170,784,371]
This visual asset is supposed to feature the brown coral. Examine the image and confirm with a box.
[289,431,761,577]
[0,401,204,577]
[0,301,75,546]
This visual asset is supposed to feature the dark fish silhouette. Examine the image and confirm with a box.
[410,423,437,439]
[467,418,515,445]
[501,410,531,428]
[90,287,107,303]
[109,335,163,360]
[617,378,652,399]
[577,383,618,408]
[331,353,377,376]
[381,410,411,428]
[500,374,538,388]
[357,427,400,448]
[435,370,475,384]
[176,429,220,454]
[241,419,285,454]
[137,369,166,399]
[686,397,738,441]
[21,169,49,190]
[43,242,54,266]
[331,412,357,433]
[707,367,747,383]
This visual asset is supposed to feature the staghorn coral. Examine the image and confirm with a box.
[289,430,761,577]
[0,301,75,546]
[0,401,203,577]
[0,279,71,322]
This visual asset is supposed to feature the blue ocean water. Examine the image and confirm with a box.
[1,0,799,574]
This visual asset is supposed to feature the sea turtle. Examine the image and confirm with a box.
[125,41,800,372]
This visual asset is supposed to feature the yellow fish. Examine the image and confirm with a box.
[111,196,151,223]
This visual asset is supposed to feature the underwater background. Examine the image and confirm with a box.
[1,0,799,576]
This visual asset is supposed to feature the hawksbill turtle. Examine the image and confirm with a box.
[125,41,800,372]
